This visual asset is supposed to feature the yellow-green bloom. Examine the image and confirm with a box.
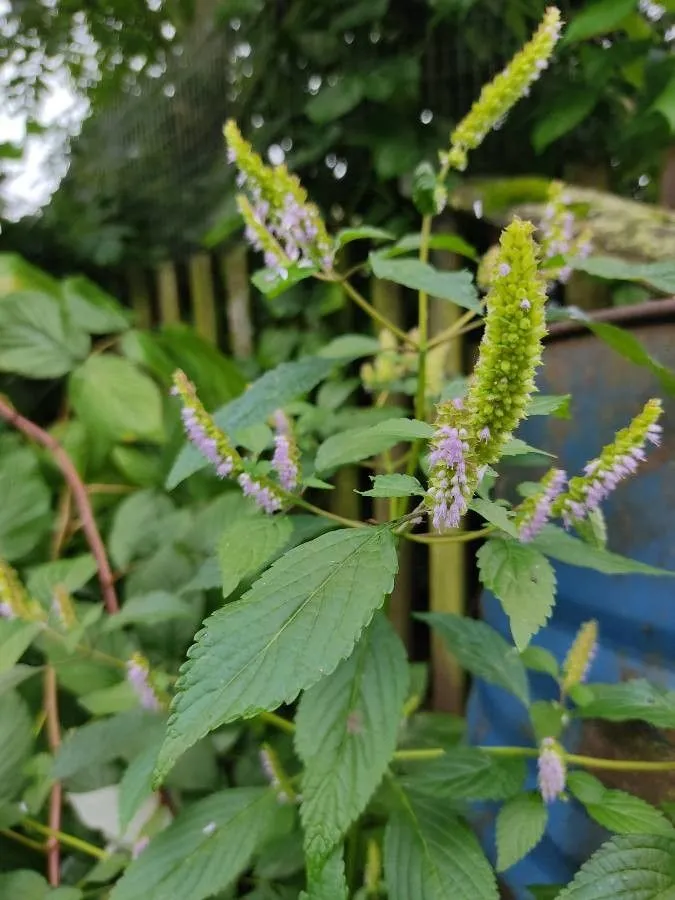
[444,7,562,172]
[554,398,663,526]
[561,620,598,692]
[464,219,548,466]
[51,585,77,631]
[0,559,42,622]
[224,119,333,276]
[539,180,593,282]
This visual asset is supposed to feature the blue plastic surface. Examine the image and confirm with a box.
[466,322,675,897]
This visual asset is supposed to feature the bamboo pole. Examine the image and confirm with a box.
[428,232,466,714]
[371,277,412,650]
[188,253,218,344]
[127,267,152,329]
[221,245,253,359]
[156,261,181,326]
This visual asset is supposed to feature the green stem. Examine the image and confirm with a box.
[0,828,46,854]
[403,526,494,544]
[23,819,107,860]
[291,495,364,529]
[413,214,433,425]
[257,710,296,734]
[339,279,416,347]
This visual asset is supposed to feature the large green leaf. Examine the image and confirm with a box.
[306,77,364,123]
[0,252,59,295]
[119,739,163,832]
[108,490,175,569]
[0,691,33,801]
[563,0,636,43]
[154,527,398,783]
[477,538,556,651]
[296,615,409,859]
[70,356,165,445]
[418,613,529,705]
[218,515,293,599]
[102,592,192,631]
[532,89,598,153]
[369,255,480,312]
[300,845,349,900]
[109,788,280,900]
[54,710,167,780]
[26,555,97,604]
[384,790,498,900]
[61,276,130,334]
[315,418,432,472]
[0,444,51,561]
[496,792,548,872]
[168,356,335,488]
[532,526,674,576]
[398,747,526,802]
[0,291,90,377]
[556,834,675,899]
[567,772,674,837]
[0,620,41,673]
[0,871,81,899]
[573,679,675,728]
[358,473,425,498]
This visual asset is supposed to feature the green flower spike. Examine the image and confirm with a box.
[444,7,562,172]
[224,119,333,276]
[554,398,663,527]
[51,584,77,631]
[0,559,43,622]
[465,218,548,467]
[539,180,593,283]
[561,619,598,692]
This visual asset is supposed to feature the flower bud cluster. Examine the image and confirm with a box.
[539,181,593,283]
[444,7,562,172]
[224,120,333,279]
[259,744,296,805]
[0,559,43,622]
[51,585,77,631]
[554,398,663,527]
[561,620,598,692]
[538,737,566,803]
[271,410,300,492]
[126,652,162,712]
[360,329,418,392]
[516,468,567,542]
[426,400,475,532]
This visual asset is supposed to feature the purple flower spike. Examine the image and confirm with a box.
[126,655,160,711]
[519,468,567,542]
[538,738,566,804]
[428,424,470,531]
[271,410,299,491]
[238,473,283,514]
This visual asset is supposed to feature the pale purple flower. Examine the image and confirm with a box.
[0,602,15,620]
[558,265,572,284]
[538,738,566,803]
[202,821,217,836]
[478,427,490,442]
[179,405,235,479]
[126,657,160,712]
[520,298,531,311]
[428,424,470,531]
[498,263,511,277]
[238,473,282,514]
[452,397,464,410]
[132,837,150,859]
[271,410,298,491]
[519,468,567,542]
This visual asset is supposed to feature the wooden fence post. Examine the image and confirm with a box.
[156,261,181,326]
[189,253,218,344]
[127,267,152,329]
[221,245,253,359]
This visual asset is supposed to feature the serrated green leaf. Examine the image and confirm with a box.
[532,89,598,153]
[501,438,555,459]
[419,612,529,705]
[0,291,90,378]
[301,845,349,900]
[556,833,675,898]
[573,679,675,728]
[563,0,635,43]
[496,792,547,872]
[469,499,518,537]
[61,276,130,334]
[567,771,675,836]
[218,515,293,599]
[168,357,335,488]
[398,747,526,801]
[0,691,33,801]
[155,527,398,784]
[296,614,409,859]
[526,394,571,418]
[520,646,559,679]
[387,232,479,262]
[532,526,674,576]
[70,355,165,445]
[369,255,480,312]
[477,539,556,650]
[315,418,432,472]
[103,592,192,631]
[109,788,280,900]
[384,789,498,900]
[358,474,425,498]
[54,710,167,780]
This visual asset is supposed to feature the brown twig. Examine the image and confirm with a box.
[51,489,72,562]
[44,666,62,885]
[0,398,119,614]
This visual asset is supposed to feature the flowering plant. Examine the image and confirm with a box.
[1,8,675,899]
